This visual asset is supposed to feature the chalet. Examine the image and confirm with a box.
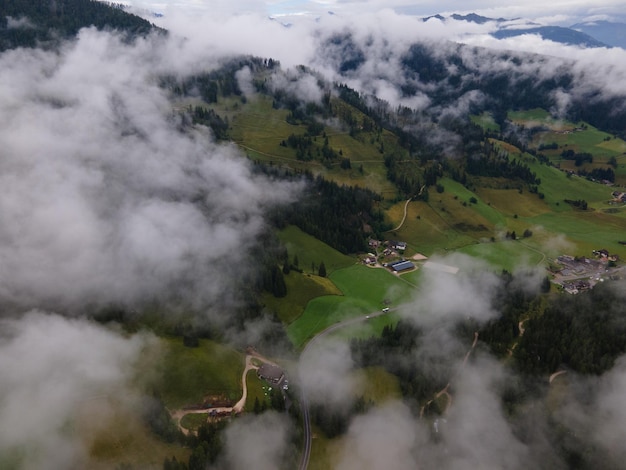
[389,240,407,251]
[368,239,381,248]
[257,363,284,385]
[363,255,377,265]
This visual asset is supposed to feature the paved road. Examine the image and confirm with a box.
[297,308,392,470]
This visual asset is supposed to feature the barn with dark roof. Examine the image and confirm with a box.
[257,363,285,385]
[390,260,415,272]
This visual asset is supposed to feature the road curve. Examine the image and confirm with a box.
[297,308,391,470]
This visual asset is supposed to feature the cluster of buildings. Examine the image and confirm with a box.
[364,238,415,273]
[611,191,626,203]
[552,250,621,294]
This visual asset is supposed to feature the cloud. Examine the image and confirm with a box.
[0,28,298,315]
[0,311,148,469]
[299,337,361,408]
[336,401,428,470]
[400,253,502,327]
[219,411,293,470]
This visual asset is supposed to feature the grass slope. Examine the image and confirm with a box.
[227,95,400,197]
[287,265,416,348]
[156,338,244,409]
[278,225,355,275]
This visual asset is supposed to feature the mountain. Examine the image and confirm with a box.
[0,0,161,51]
[424,12,609,48]
[492,25,608,48]
[492,26,607,47]
[571,20,626,48]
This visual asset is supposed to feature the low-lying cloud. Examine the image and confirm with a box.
[0,28,298,315]
[0,311,148,469]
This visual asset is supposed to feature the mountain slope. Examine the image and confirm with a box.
[571,20,626,48]
[0,0,161,50]
[492,25,607,48]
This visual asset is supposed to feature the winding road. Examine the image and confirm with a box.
[297,307,393,470]
[170,352,279,434]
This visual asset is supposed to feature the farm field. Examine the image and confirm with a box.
[287,265,416,348]
[456,240,546,271]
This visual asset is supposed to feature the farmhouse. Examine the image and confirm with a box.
[257,363,284,385]
[389,240,407,251]
[389,260,415,272]
[368,238,381,248]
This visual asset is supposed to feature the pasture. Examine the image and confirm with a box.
[278,225,355,275]
[227,95,400,196]
[156,338,244,409]
[287,265,416,348]
[263,270,342,324]
[84,399,190,468]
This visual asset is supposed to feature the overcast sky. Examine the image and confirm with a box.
[131,0,626,24]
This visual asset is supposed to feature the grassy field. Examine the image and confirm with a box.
[528,210,626,258]
[156,338,244,409]
[470,112,500,132]
[356,367,402,403]
[386,199,480,255]
[263,270,342,324]
[278,225,355,276]
[456,239,545,270]
[308,428,342,470]
[83,398,190,469]
[243,372,269,412]
[507,110,626,185]
[326,312,400,342]
[227,95,400,196]
[180,413,209,431]
[287,265,416,347]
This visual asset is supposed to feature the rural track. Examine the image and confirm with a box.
[386,186,424,233]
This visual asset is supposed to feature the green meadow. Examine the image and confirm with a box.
[262,270,341,324]
[85,400,190,468]
[457,240,545,271]
[156,338,244,409]
[227,95,401,196]
[244,372,270,412]
[287,265,416,348]
[278,225,355,275]
[470,112,500,132]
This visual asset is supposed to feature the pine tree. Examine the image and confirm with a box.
[318,261,327,277]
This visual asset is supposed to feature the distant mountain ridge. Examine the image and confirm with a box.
[423,12,615,49]
[492,25,607,48]
[571,20,626,48]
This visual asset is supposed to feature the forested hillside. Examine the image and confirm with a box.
[0,0,159,50]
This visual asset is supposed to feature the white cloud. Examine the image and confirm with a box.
[0,312,148,469]
[0,28,299,314]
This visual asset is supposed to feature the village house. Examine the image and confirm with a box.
[257,363,285,385]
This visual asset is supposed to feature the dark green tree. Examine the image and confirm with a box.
[318,261,327,277]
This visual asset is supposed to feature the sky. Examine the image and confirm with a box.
[130,0,626,24]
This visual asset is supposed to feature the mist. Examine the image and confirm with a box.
[0,311,149,469]
[0,28,299,315]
